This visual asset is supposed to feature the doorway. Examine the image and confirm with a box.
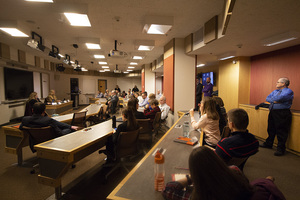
[70,78,79,108]
[98,79,107,93]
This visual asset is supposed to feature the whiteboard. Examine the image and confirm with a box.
[82,79,96,94]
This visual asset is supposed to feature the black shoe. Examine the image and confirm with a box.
[274,150,285,156]
[259,143,272,149]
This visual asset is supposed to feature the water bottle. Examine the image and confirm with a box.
[183,121,190,137]
[154,150,165,191]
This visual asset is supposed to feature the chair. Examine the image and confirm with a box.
[86,106,106,125]
[137,118,152,148]
[102,127,142,180]
[221,126,231,139]
[22,126,57,173]
[152,112,161,136]
[71,111,87,129]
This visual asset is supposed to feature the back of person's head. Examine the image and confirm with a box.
[128,98,138,112]
[280,77,290,87]
[203,97,219,120]
[122,108,137,130]
[33,102,46,115]
[189,146,253,200]
[212,96,224,107]
[227,108,249,130]
[148,93,156,100]
[149,99,159,106]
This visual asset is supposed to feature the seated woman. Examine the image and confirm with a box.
[145,93,156,110]
[127,97,146,119]
[45,89,59,104]
[162,146,286,200]
[24,92,41,116]
[212,96,227,134]
[144,99,161,123]
[189,97,221,148]
[100,108,139,162]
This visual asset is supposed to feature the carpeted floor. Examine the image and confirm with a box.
[1,109,300,200]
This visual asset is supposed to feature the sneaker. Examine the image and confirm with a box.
[274,150,284,156]
[259,143,272,149]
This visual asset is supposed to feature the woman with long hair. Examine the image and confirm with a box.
[24,92,40,116]
[189,97,220,147]
[127,97,146,119]
[163,146,285,200]
[100,108,139,162]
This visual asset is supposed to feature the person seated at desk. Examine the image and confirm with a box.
[44,90,60,104]
[104,89,109,98]
[215,108,259,164]
[95,90,104,98]
[127,97,146,119]
[24,92,41,116]
[162,146,286,200]
[189,97,221,148]
[107,90,119,115]
[139,92,149,108]
[20,102,79,136]
[99,108,139,162]
[146,93,156,110]
[144,99,161,124]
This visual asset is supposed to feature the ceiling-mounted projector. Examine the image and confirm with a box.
[108,49,128,57]
[114,69,122,73]
[27,39,45,52]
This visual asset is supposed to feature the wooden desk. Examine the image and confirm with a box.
[35,120,113,199]
[89,97,107,104]
[46,101,73,115]
[107,114,201,200]
[2,104,102,165]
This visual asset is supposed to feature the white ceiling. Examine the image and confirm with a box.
[1,0,300,72]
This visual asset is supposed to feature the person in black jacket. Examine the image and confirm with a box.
[127,97,146,119]
[20,102,78,136]
[24,92,41,116]
[108,90,119,114]
[195,77,203,111]
[100,108,139,162]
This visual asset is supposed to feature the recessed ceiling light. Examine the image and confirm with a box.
[99,70,105,72]
[81,68,88,71]
[102,66,109,68]
[70,61,75,64]
[64,13,91,27]
[98,61,107,65]
[128,66,135,69]
[133,56,143,59]
[127,69,133,72]
[86,43,100,49]
[25,0,53,2]
[104,69,110,71]
[0,28,29,37]
[130,62,138,65]
[94,54,105,58]
[197,64,205,67]
[58,54,64,58]
[138,45,154,51]
[219,56,235,60]
[123,71,129,73]
[146,24,172,35]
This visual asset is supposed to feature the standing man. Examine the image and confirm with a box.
[261,77,294,156]
[156,89,162,100]
[202,77,213,97]
[195,77,203,111]
[108,90,119,114]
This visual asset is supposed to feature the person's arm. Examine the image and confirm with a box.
[161,105,170,120]
[266,91,276,103]
[271,88,294,103]
[139,98,148,107]
[191,114,207,130]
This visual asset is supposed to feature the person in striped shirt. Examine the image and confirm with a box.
[215,108,259,164]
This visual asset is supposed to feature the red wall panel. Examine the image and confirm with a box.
[250,45,300,110]
[163,55,174,111]
[141,71,145,92]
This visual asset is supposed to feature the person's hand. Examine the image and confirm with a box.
[145,104,149,109]
[71,126,79,130]
[189,109,194,116]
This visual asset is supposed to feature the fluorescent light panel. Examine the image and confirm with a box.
[104,69,110,71]
[25,0,53,2]
[102,66,109,68]
[99,70,105,72]
[123,72,129,74]
[86,43,100,49]
[81,68,88,71]
[0,28,29,37]
[127,69,133,72]
[94,54,105,58]
[138,45,154,51]
[64,13,91,27]
[130,62,138,65]
[219,56,235,60]
[98,61,107,65]
[147,24,172,35]
[133,56,143,59]
[128,66,135,69]
[197,64,205,67]
[264,37,297,46]
[58,54,64,58]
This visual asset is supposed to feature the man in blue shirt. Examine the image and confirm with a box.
[202,77,213,97]
[260,77,294,156]
[139,92,149,107]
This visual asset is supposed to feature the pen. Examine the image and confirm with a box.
[175,167,189,170]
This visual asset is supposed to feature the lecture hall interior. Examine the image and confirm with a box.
[0,0,300,200]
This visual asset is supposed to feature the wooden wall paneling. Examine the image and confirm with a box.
[0,43,10,59]
[287,113,300,152]
[18,49,26,63]
[141,68,145,92]
[164,55,174,111]
[238,57,251,104]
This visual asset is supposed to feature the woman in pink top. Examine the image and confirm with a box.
[189,97,221,147]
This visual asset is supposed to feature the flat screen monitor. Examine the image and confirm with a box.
[4,67,34,100]
[202,72,214,86]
